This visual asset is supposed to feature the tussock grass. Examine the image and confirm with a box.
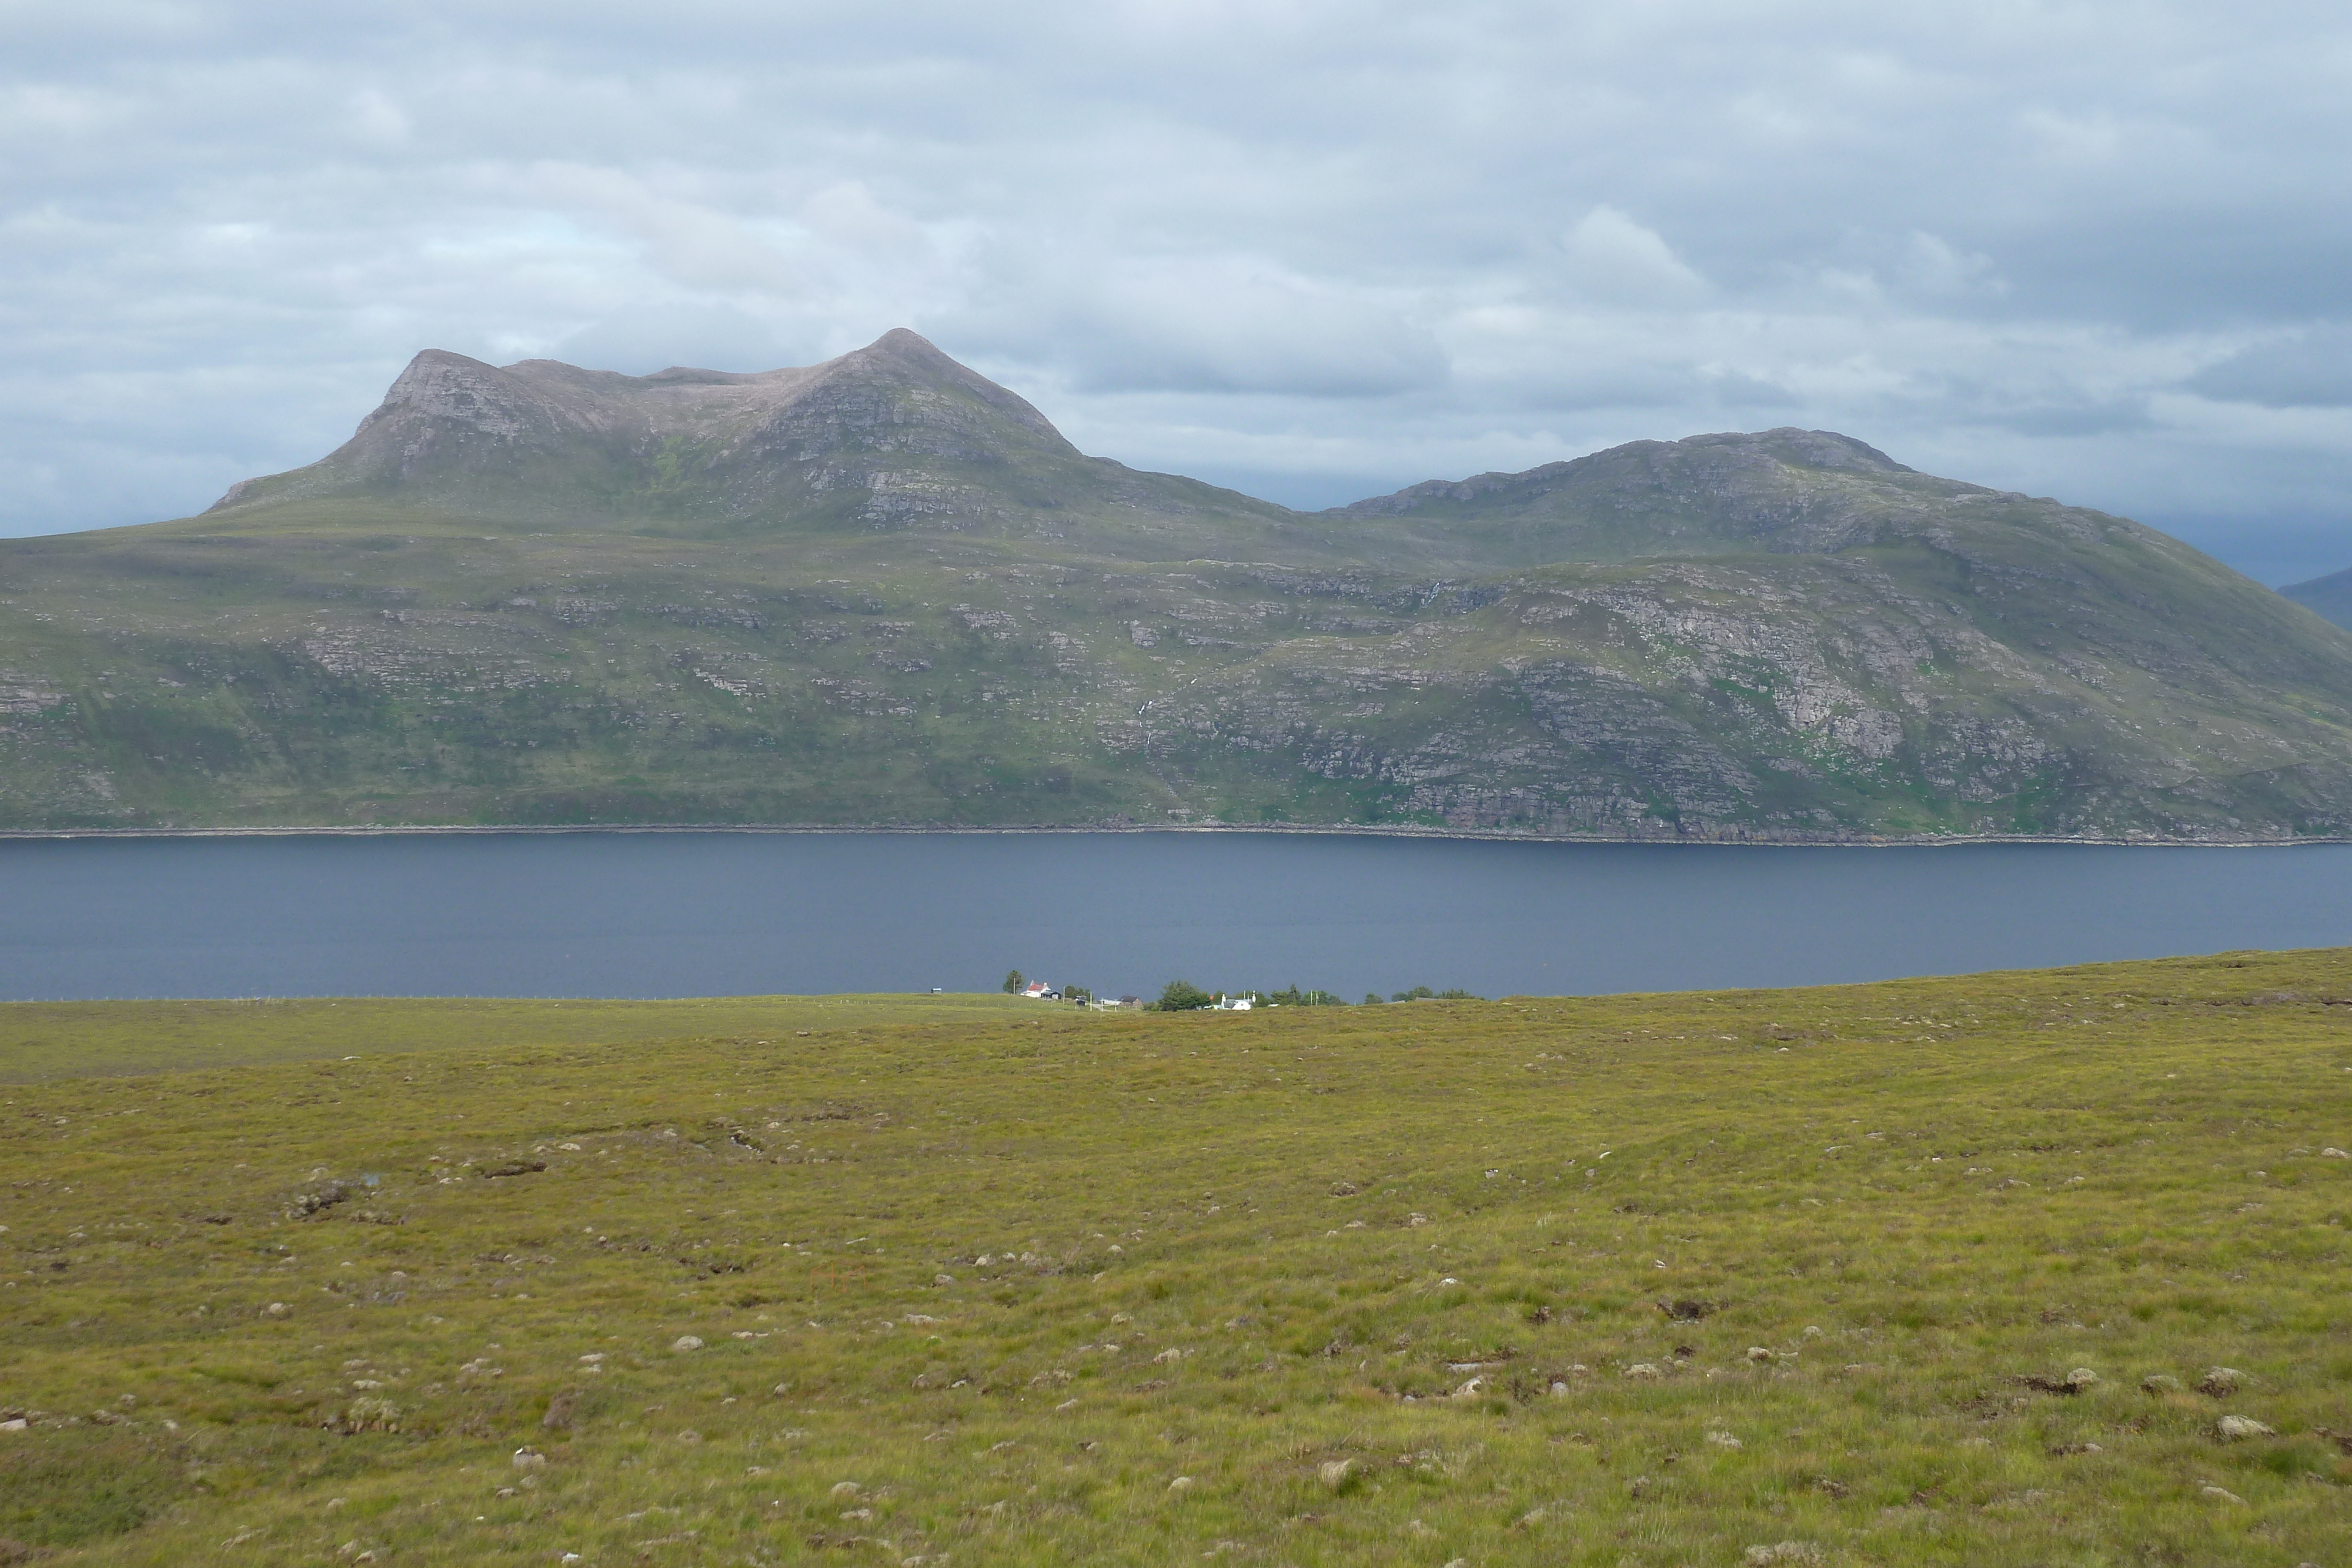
[2,950,2350,1564]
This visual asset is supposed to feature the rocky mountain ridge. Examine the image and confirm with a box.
[4,331,2351,840]
[209,329,1302,552]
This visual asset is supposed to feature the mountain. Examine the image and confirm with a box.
[6,329,2352,841]
[1322,427,1937,565]
[2280,566,2352,631]
[205,328,1315,560]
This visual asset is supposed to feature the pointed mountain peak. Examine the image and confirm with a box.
[204,328,1096,524]
[867,326,946,356]
[375,350,553,429]
[397,347,501,376]
[823,327,1064,441]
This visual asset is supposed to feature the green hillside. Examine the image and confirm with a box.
[7,333,2352,839]
[3,950,2350,1565]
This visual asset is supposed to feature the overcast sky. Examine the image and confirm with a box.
[5,1,2350,581]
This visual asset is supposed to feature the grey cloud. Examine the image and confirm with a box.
[953,255,1448,397]
[1703,371,1805,410]
[1556,208,1710,307]
[2189,326,2352,409]
[556,302,801,377]
[1970,402,2157,439]
[1479,360,1713,414]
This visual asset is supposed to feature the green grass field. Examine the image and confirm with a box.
[3,952,2350,1566]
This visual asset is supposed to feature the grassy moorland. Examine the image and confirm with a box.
[2,953,2350,1567]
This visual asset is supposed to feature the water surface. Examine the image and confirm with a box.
[2,831,2348,1001]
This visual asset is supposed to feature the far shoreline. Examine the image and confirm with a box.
[0,821,2344,849]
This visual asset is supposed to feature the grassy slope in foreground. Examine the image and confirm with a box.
[2281,566,2352,634]
[3,954,2350,1567]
